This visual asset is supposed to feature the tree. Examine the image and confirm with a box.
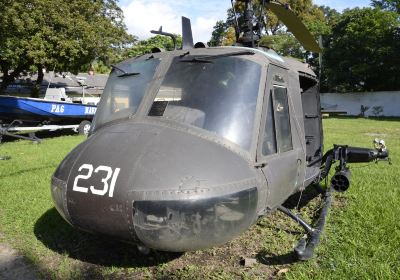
[209,20,238,46]
[259,33,303,58]
[209,21,227,46]
[124,35,183,58]
[222,27,237,46]
[323,8,400,92]
[0,0,134,96]
[371,0,400,13]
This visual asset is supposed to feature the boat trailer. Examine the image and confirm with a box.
[0,120,79,144]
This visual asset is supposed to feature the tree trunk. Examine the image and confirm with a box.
[0,64,23,95]
[31,65,44,98]
[0,75,9,95]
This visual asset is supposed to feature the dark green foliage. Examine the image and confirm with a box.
[208,11,238,47]
[209,20,227,47]
[322,8,400,92]
[371,0,400,13]
[0,0,134,95]
[259,33,304,58]
[123,35,183,59]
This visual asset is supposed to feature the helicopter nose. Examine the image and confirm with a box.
[51,121,259,251]
[131,186,257,251]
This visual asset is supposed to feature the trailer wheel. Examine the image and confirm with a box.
[78,121,91,136]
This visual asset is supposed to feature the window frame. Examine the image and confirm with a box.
[147,55,263,152]
[271,85,293,154]
[257,64,293,163]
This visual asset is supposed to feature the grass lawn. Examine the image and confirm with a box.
[0,118,399,279]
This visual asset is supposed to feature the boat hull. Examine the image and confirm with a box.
[0,96,97,125]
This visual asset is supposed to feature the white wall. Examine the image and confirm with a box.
[321,91,400,117]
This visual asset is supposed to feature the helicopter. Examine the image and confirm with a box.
[51,0,390,260]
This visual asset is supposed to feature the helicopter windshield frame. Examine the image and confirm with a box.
[92,48,273,157]
[94,57,161,128]
[147,55,262,151]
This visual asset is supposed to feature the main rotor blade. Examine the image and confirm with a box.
[265,2,323,53]
[182,17,194,49]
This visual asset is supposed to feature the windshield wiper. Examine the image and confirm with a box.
[179,50,255,63]
[201,50,255,59]
[180,51,190,58]
[111,64,126,73]
[111,64,141,77]
[180,57,213,63]
[117,72,140,78]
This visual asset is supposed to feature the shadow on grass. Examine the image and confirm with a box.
[34,208,181,268]
[283,183,323,210]
[253,185,326,266]
[256,250,298,265]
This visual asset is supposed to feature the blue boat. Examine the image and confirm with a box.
[0,95,97,125]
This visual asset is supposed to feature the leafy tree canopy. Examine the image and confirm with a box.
[0,0,134,95]
[371,0,400,13]
[322,8,400,92]
[123,35,183,59]
[209,20,227,47]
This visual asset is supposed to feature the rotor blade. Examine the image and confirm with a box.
[265,2,322,53]
[182,17,194,49]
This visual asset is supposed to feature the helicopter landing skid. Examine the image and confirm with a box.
[278,186,332,261]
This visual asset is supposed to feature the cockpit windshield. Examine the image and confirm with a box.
[149,56,261,151]
[94,58,160,128]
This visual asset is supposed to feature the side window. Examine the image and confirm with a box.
[262,92,277,155]
[272,86,293,153]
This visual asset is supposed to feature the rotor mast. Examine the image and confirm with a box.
[237,0,261,47]
[233,0,322,53]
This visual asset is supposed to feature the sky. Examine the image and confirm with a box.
[119,0,371,43]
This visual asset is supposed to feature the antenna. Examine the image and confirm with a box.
[182,17,194,49]
[151,26,177,50]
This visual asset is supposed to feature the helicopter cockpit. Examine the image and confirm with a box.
[94,50,264,151]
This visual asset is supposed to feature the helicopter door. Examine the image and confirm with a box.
[257,65,300,209]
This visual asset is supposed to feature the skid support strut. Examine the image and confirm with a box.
[278,187,332,261]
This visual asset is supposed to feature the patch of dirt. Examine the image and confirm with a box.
[332,193,349,209]
[0,243,42,280]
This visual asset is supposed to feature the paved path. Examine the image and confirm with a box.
[0,243,41,280]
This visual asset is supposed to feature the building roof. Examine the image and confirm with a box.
[3,71,109,88]
[37,72,109,88]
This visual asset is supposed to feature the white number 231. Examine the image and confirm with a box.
[72,164,120,197]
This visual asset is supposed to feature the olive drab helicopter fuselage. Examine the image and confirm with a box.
[51,1,390,260]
